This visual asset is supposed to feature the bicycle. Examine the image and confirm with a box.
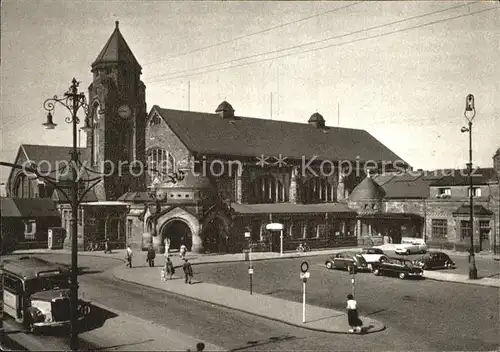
[86,240,105,251]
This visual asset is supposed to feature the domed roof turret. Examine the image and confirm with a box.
[348,173,385,201]
[308,112,325,128]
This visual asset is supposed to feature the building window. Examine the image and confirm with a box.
[24,220,36,240]
[250,175,286,203]
[300,177,335,203]
[431,219,447,238]
[291,221,303,239]
[147,148,175,186]
[149,112,162,126]
[460,220,471,240]
[438,188,451,196]
[127,219,133,239]
[468,187,482,197]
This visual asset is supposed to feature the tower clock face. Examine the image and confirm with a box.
[118,105,132,119]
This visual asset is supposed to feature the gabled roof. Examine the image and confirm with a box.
[92,21,141,70]
[374,172,434,199]
[0,198,61,218]
[152,106,408,163]
[349,176,386,201]
[452,204,493,216]
[430,168,497,186]
[21,144,91,174]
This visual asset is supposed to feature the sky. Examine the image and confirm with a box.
[1,0,499,184]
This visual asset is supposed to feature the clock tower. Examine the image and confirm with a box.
[86,21,147,200]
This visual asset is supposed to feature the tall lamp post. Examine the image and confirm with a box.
[461,93,478,280]
[43,78,89,350]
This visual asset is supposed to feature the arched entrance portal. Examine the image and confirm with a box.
[161,220,192,252]
[202,217,230,253]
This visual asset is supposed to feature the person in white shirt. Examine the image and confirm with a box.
[180,243,187,259]
[346,294,363,333]
[125,245,133,268]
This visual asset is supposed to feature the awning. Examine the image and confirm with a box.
[358,213,423,220]
[1,198,61,218]
[452,205,493,217]
[231,203,357,215]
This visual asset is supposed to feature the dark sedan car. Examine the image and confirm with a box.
[372,257,423,279]
[325,252,369,272]
[413,251,456,270]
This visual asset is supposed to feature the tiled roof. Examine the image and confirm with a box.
[92,21,141,70]
[375,172,433,199]
[0,197,60,218]
[21,144,91,174]
[51,188,98,203]
[231,203,356,214]
[430,167,497,186]
[349,176,386,201]
[153,107,407,163]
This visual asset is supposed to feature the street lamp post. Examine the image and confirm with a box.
[43,78,89,350]
[461,93,478,280]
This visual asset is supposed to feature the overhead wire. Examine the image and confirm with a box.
[147,3,496,83]
[142,1,364,66]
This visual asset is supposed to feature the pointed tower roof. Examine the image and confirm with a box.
[349,172,386,201]
[92,21,141,71]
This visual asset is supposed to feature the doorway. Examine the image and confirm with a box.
[161,220,192,251]
[202,217,229,253]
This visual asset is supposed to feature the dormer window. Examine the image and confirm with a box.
[149,112,162,126]
[468,187,481,197]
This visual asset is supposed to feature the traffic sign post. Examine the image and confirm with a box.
[248,268,253,295]
[349,265,356,297]
[300,262,310,323]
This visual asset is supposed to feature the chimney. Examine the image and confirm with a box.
[215,101,235,119]
[494,148,500,179]
[308,112,325,128]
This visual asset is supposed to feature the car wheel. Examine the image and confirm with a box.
[399,272,406,279]
[445,261,452,269]
[326,261,333,269]
[422,264,428,270]
[373,268,380,276]
[367,264,373,271]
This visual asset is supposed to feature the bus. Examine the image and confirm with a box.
[2,256,91,332]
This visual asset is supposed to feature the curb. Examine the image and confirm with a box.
[422,275,500,288]
[10,251,127,264]
[111,268,385,335]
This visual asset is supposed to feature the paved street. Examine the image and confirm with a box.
[0,253,463,351]
[192,255,500,351]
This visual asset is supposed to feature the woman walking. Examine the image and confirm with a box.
[165,256,175,280]
[346,294,363,333]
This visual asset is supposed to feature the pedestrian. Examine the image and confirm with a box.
[180,243,187,259]
[104,238,111,254]
[125,244,133,268]
[182,258,193,284]
[346,294,363,333]
[147,244,156,267]
[164,237,170,257]
[165,256,175,280]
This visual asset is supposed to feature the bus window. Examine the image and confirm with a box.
[25,276,69,294]
[3,275,22,293]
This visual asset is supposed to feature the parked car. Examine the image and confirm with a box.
[413,251,455,270]
[359,247,387,271]
[325,252,369,272]
[395,238,427,255]
[372,257,424,279]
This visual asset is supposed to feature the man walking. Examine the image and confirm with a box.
[147,244,156,267]
[125,244,133,268]
[182,258,193,284]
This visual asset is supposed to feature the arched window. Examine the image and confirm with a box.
[250,175,286,203]
[149,112,162,126]
[301,177,336,203]
[147,148,175,185]
[91,103,100,166]
[14,173,34,198]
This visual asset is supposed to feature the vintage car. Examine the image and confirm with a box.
[412,251,456,270]
[325,252,369,272]
[395,238,427,255]
[3,256,92,333]
[359,247,387,271]
[372,257,424,279]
